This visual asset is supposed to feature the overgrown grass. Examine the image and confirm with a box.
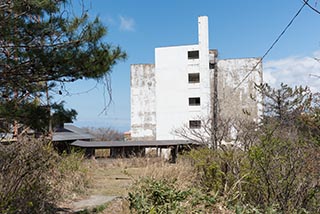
[0,137,90,213]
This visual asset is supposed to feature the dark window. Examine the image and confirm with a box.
[209,63,216,69]
[189,120,201,129]
[188,73,200,83]
[189,97,200,106]
[188,50,199,59]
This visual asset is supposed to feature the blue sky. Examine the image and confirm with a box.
[58,0,320,131]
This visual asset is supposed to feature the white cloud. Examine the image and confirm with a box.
[264,51,320,92]
[119,15,135,31]
[103,16,116,25]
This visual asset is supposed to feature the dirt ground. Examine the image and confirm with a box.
[62,157,168,213]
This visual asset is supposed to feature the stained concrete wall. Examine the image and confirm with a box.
[216,58,263,122]
[130,64,156,140]
[130,16,263,143]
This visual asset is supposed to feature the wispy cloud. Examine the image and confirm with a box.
[119,15,135,31]
[264,51,320,92]
[103,16,116,26]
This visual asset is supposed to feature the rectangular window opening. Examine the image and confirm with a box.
[189,97,200,106]
[209,63,216,69]
[188,73,200,83]
[189,120,201,129]
[188,50,199,59]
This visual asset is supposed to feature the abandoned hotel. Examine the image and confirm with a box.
[73,16,263,158]
[131,16,263,145]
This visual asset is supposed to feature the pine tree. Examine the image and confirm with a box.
[0,0,126,135]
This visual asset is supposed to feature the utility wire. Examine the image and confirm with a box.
[234,0,309,90]
[303,0,320,15]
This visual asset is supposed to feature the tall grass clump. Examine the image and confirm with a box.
[0,137,89,213]
[127,157,231,213]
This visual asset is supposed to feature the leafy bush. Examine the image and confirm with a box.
[247,134,320,213]
[0,137,88,213]
[187,147,250,203]
[181,84,320,213]
[128,177,220,213]
[186,140,320,213]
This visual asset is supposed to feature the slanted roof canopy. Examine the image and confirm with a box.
[53,124,93,142]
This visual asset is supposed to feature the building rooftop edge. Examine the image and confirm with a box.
[155,43,198,50]
[131,63,155,66]
[130,57,262,66]
[218,57,262,61]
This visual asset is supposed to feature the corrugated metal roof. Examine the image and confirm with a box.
[53,124,94,142]
[71,140,193,148]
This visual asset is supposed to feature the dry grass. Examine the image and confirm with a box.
[101,198,130,214]
[94,149,110,158]
[95,156,198,188]
[65,156,198,213]
[83,159,132,196]
[134,158,198,189]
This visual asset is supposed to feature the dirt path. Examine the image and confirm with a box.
[72,195,117,211]
[60,157,166,213]
[60,158,136,213]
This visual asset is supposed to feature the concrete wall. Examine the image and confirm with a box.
[130,64,156,140]
[130,16,263,144]
[216,58,263,122]
[155,44,198,140]
[155,16,212,140]
[198,16,212,121]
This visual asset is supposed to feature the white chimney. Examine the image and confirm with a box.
[198,16,209,70]
[198,16,209,53]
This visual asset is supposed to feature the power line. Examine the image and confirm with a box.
[303,0,320,15]
[234,0,309,90]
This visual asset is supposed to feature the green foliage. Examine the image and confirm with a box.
[128,177,218,213]
[0,99,49,133]
[76,204,107,214]
[0,0,126,134]
[186,142,320,213]
[247,134,320,213]
[187,147,250,204]
[51,101,77,129]
[257,83,312,122]
[187,148,223,192]
[0,137,89,213]
[0,100,77,133]
[248,84,320,212]
[180,83,320,213]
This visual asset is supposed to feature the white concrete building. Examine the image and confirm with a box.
[131,16,262,143]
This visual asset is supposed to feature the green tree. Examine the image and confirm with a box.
[247,83,320,213]
[256,83,319,144]
[0,0,126,135]
[185,84,320,213]
[51,101,77,129]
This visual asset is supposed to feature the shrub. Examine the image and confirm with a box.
[128,177,220,214]
[52,150,89,200]
[0,137,88,213]
[186,140,320,213]
[247,135,320,213]
[187,147,250,203]
[0,138,59,213]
